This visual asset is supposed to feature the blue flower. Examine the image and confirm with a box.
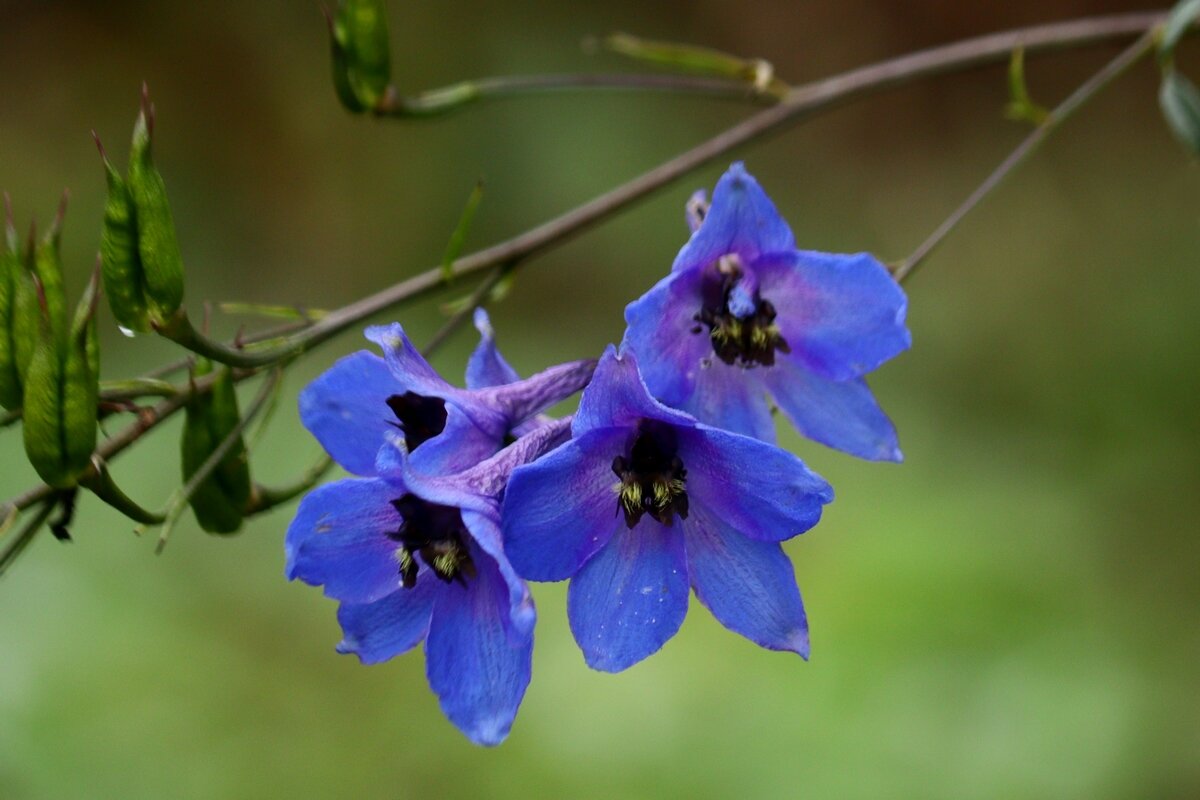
[501,347,833,673]
[286,417,572,746]
[299,318,594,476]
[623,162,911,461]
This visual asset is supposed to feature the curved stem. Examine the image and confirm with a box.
[893,28,1160,283]
[0,497,57,577]
[1,10,1183,519]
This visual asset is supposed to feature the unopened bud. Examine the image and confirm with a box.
[0,197,21,409]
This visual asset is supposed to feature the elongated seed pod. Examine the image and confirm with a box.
[181,358,251,534]
[97,139,152,332]
[126,98,184,324]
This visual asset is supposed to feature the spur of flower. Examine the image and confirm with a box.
[286,414,572,746]
[298,315,594,477]
[623,162,910,461]
[501,346,833,673]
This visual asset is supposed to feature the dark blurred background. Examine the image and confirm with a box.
[1,1,1198,797]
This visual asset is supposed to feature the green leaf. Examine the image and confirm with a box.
[1160,0,1200,61]
[1159,68,1200,155]
[440,181,484,282]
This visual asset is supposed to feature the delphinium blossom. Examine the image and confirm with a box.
[501,346,833,672]
[298,316,594,476]
[623,162,911,460]
[287,316,593,745]
[287,419,570,745]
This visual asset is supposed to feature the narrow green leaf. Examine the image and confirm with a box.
[440,181,484,282]
[1160,0,1200,61]
[1159,68,1200,154]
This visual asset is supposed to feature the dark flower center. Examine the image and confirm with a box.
[387,392,448,451]
[387,494,476,588]
[691,257,790,367]
[612,424,689,528]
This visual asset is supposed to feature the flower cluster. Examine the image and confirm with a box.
[286,163,910,745]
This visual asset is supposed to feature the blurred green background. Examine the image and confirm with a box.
[2,1,1198,797]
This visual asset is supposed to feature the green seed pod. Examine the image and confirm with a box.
[126,92,185,326]
[96,135,152,333]
[21,273,99,489]
[0,199,21,409]
[34,195,70,347]
[329,0,392,111]
[11,224,44,384]
[181,358,252,534]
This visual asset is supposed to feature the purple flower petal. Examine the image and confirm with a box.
[297,351,397,476]
[335,582,438,664]
[285,478,403,604]
[671,162,795,274]
[622,268,711,407]
[480,358,597,428]
[574,346,695,437]
[425,553,533,746]
[502,427,629,582]
[465,308,521,390]
[567,521,689,673]
[677,425,832,542]
[763,363,903,462]
[399,403,506,477]
[756,250,910,381]
[684,504,809,657]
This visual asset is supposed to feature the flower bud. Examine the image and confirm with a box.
[22,270,100,489]
[181,358,252,534]
[328,0,392,112]
[124,90,185,327]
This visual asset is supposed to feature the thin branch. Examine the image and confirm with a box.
[0,498,58,578]
[423,265,513,358]
[893,28,1160,283]
[1,10,1181,519]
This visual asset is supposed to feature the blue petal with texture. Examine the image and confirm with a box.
[466,308,521,390]
[764,362,903,462]
[671,163,795,274]
[678,425,832,542]
[425,553,533,746]
[335,580,439,664]
[567,521,689,672]
[684,504,809,657]
[501,426,629,582]
[622,268,710,408]
[298,351,397,476]
[285,478,402,604]
[573,346,695,437]
[757,250,910,381]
